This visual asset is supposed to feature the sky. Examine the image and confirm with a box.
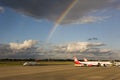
[0,0,120,59]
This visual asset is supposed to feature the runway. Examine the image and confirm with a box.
[0,65,120,80]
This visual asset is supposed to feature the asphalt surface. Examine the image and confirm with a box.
[0,65,120,80]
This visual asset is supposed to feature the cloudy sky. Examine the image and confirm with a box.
[0,0,120,59]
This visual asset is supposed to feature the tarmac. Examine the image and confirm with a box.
[0,65,120,80]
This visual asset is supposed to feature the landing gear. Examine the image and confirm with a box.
[97,63,101,67]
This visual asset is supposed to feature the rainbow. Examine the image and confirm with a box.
[46,0,78,42]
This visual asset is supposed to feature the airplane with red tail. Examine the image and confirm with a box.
[74,56,112,67]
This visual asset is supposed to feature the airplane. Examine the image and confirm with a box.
[74,56,112,67]
[113,62,120,67]
[23,62,38,66]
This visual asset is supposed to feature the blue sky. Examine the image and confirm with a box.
[0,8,52,43]
[1,7,120,49]
[0,0,120,59]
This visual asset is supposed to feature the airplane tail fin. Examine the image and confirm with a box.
[74,56,80,64]
[84,58,88,62]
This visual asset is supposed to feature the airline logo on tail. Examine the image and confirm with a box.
[74,57,80,64]
[74,57,82,66]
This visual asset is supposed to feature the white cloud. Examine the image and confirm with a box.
[99,49,111,53]
[66,42,104,52]
[41,42,105,53]
[39,42,107,54]
[0,41,119,59]
[9,40,38,50]
[67,42,88,52]
[79,16,110,24]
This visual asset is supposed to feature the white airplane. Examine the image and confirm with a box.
[23,62,38,66]
[74,57,112,67]
[114,62,120,67]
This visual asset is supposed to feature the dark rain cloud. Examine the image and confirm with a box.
[88,37,98,41]
[0,0,73,22]
[0,0,120,24]
[0,6,4,13]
